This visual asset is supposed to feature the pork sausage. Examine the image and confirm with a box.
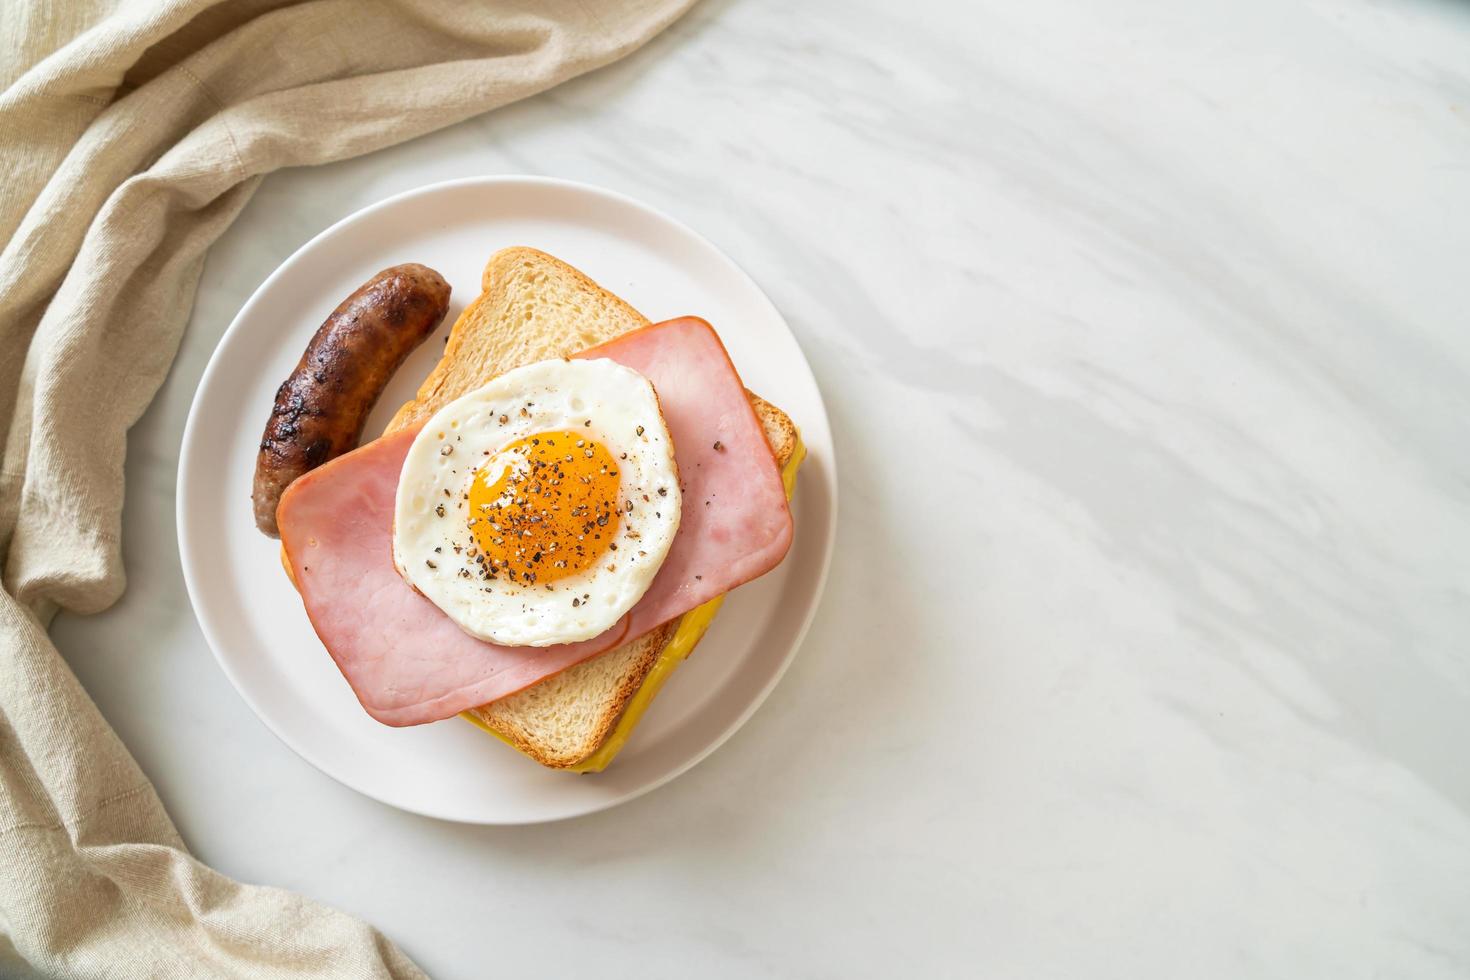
[252,263,451,535]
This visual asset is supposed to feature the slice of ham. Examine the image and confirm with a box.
[277,317,793,726]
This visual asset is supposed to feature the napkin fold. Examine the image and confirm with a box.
[0,1,692,975]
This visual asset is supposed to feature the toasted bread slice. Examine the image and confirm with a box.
[385,247,797,769]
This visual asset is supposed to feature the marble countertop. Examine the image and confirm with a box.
[51,0,1470,975]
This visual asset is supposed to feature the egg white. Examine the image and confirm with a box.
[392,358,681,647]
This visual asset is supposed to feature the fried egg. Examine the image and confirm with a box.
[392,358,681,647]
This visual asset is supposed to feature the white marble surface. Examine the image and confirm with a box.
[50,0,1470,975]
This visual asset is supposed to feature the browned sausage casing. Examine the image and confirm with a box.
[252,263,451,536]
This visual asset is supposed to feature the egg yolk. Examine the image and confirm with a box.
[466,430,621,586]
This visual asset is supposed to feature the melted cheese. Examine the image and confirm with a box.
[462,433,806,771]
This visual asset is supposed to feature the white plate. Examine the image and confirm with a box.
[178,176,836,824]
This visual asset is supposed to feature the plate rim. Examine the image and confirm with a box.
[177,174,837,825]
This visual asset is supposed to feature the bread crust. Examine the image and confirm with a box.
[469,621,680,767]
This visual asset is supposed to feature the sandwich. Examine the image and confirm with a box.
[257,247,801,771]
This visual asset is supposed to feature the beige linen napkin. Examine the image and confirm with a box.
[0,1,692,975]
